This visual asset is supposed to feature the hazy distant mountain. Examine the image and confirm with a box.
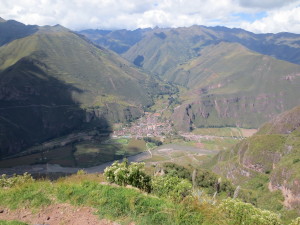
[122,26,300,75]
[0,20,171,157]
[78,28,150,54]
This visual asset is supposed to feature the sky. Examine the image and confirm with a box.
[1,0,300,33]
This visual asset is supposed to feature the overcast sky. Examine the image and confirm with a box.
[1,0,300,33]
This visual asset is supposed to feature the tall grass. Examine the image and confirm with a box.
[0,174,220,225]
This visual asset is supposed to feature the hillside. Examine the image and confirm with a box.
[1,163,297,225]
[0,20,172,158]
[211,105,300,212]
[78,28,149,54]
[122,26,300,73]
[81,26,300,130]
[170,42,300,130]
[0,18,38,46]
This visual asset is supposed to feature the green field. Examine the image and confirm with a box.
[192,127,257,137]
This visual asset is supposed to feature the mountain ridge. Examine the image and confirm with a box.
[0,21,173,157]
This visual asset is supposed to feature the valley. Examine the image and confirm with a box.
[2,15,300,224]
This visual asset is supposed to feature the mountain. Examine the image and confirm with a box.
[170,42,300,130]
[122,26,300,74]
[0,18,38,46]
[0,20,172,157]
[212,105,300,211]
[81,26,300,130]
[78,28,149,54]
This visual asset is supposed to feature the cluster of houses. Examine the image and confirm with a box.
[112,112,173,138]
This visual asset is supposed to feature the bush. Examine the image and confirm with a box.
[0,173,34,188]
[143,137,162,146]
[163,162,191,180]
[290,217,300,225]
[152,175,192,201]
[219,198,281,225]
[195,169,234,195]
[104,160,151,192]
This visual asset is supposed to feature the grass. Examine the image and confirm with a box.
[113,138,129,144]
[0,221,28,225]
[192,127,257,138]
[200,138,240,151]
[0,174,224,225]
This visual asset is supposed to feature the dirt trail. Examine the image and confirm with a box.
[0,203,120,225]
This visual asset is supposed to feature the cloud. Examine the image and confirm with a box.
[237,0,298,9]
[0,0,300,33]
[241,6,300,33]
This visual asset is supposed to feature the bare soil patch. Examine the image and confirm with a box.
[0,203,119,225]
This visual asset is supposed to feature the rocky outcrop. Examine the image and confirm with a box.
[172,92,289,130]
[212,106,300,211]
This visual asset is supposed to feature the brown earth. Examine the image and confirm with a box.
[240,129,257,137]
[0,203,120,225]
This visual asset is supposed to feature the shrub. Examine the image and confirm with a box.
[104,160,151,192]
[0,173,34,188]
[143,137,163,146]
[290,217,300,225]
[195,169,234,195]
[219,198,281,225]
[152,175,192,201]
[76,169,87,175]
[163,162,191,180]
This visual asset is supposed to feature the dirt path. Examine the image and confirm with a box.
[0,203,120,225]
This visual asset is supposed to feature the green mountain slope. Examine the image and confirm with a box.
[123,26,215,75]
[0,19,38,46]
[82,26,300,130]
[78,28,149,54]
[122,26,300,76]
[170,42,300,130]
[0,23,171,157]
[212,105,300,212]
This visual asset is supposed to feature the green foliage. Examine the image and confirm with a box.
[76,169,87,175]
[104,160,151,192]
[0,181,52,209]
[143,137,163,146]
[0,221,28,225]
[0,173,34,188]
[290,217,300,225]
[0,172,292,225]
[56,180,205,225]
[195,169,234,195]
[293,158,300,164]
[219,198,282,225]
[163,162,191,180]
[152,175,192,201]
[0,174,206,225]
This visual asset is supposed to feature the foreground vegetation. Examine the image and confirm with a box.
[1,162,299,225]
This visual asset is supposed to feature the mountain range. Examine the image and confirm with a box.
[2,17,300,159]
[80,26,300,130]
